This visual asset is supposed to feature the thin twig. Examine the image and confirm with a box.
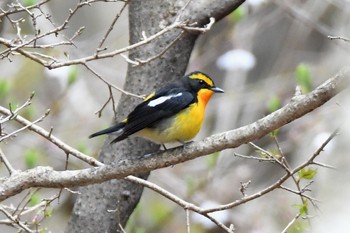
[118,223,127,233]
[0,105,103,167]
[175,0,193,22]
[279,185,319,203]
[233,152,275,162]
[249,142,285,168]
[328,36,350,42]
[83,64,143,99]
[281,213,300,233]
[311,161,336,169]
[185,208,191,233]
[94,94,112,118]
[0,0,50,18]
[0,109,51,142]
[109,85,118,119]
[0,92,35,124]
[271,135,310,215]
[1,17,215,69]
[0,147,17,175]
[125,176,232,232]
[133,31,185,66]
[96,1,128,52]
[0,206,34,233]
[201,128,339,214]
[181,17,215,32]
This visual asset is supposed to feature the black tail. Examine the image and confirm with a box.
[89,122,126,138]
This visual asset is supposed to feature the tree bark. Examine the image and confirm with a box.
[65,0,244,232]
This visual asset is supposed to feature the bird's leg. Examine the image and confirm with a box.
[177,140,193,146]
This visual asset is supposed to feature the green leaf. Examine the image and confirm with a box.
[229,7,245,23]
[186,175,195,196]
[25,148,40,168]
[272,148,282,160]
[300,203,308,216]
[298,168,317,180]
[21,104,36,121]
[0,79,10,98]
[293,201,308,216]
[22,0,38,6]
[149,201,170,224]
[206,152,220,169]
[295,63,312,93]
[270,128,279,137]
[125,203,142,231]
[29,193,41,206]
[134,228,146,233]
[77,142,89,154]
[44,208,53,217]
[67,66,78,86]
[287,220,306,233]
[266,95,281,113]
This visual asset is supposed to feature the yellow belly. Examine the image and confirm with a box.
[136,102,205,144]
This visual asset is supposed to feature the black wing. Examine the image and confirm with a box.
[113,88,195,142]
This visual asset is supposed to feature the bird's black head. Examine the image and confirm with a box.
[184,71,224,94]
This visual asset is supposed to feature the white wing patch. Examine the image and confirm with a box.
[148,93,183,107]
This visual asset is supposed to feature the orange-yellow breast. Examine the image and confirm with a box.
[137,89,214,143]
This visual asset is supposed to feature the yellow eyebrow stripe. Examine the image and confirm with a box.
[188,72,214,86]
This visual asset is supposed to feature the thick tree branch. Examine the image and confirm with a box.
[0,66,347,202]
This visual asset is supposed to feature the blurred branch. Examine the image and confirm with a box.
[0,0,95,55]
[83,64,143,99]
[276,0,333,36]
[0,206,34,233]
[271,135,316,212]
[0,7,215,101]
[201,128,339,214]
[0,192,59,232]
[94,85,118,118]
[0,92,34,124]
[279,185,319,204]
[0,94,231,231]
[185,208,191,233]
[125,176,233,232]
[0,148,16,175]
[0,109,50,142]
[0,0,50,18]
[233,152,276,162]
[0,16,215,69]
[0,105,103,167]
[95,0,128,52]
[281,213,301,233]
[328,35,350,42]
[127,31,185,67]
[0,66,347,202]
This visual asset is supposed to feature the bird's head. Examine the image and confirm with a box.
[185,71,224,105]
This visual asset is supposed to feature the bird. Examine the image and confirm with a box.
[89,71,224,146]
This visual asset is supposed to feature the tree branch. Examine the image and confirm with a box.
[0,106,102,167]
[0,66,347,202]
[0,17,216,69]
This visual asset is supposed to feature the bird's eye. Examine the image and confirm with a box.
[198,79,204,85]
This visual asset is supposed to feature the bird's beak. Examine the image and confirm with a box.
[211,86,224,93]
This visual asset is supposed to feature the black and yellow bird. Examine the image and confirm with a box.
[89,71,224,145]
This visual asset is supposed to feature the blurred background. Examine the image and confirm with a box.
[1,0,350,232]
